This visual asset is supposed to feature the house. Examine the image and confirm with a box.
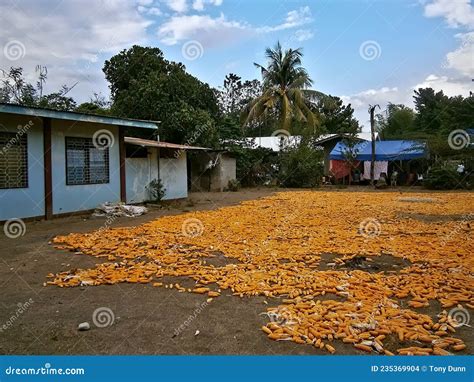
[312,132,379,175]
[0,103,205,221]
[329,140,428,184]
[124,136,208,202]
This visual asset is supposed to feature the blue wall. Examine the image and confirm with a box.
[51,121,121,215]
[0,114,45,220]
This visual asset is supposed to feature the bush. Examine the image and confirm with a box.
[227,142,277,187]
[424,165,462,190]
[227,179,240,192]
[146,178,166,202]
[278,143,324,188]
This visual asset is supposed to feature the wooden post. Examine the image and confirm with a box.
[119,127,126,202]
[43,117,53,219]
[368,105,379,186]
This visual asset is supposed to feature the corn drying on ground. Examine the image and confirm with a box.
[47,191,474,355]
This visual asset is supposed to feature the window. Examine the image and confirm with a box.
[66,137,109,185]
[0,132,28,189]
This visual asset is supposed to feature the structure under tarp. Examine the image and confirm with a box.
[329,140,427,161]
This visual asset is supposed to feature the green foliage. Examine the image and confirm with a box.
[0,67,76,111]
[376,103,416,139]
[227,141,276,187]
[76,93,111,115]
[146,178,166,202]
[226,179,241,192]
[103,45,219,146]
[241,41,325,134]
[315,95,360,134]
[278,142,324,188]
[424,164,463,190]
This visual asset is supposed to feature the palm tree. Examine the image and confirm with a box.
[241,41,324,133]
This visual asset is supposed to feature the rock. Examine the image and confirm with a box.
[78,322,90,331]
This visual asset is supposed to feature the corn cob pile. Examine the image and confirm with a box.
[49,191,473,354]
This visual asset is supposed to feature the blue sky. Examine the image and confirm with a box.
[0,0,472,129]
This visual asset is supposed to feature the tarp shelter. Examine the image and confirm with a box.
[329,140,427,161]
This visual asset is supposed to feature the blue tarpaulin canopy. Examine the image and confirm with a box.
[329,140,427,161]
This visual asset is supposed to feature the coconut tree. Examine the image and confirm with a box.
[241,41,324,133]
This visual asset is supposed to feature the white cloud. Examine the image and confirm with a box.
[423,0,474,28]
[341,87,412,130]
[192,0,223,11]
[414,74,472,97]
[0,0,151,101]
[258,6,312,33]
[294,29,314,42]
[192,0,204,11]
[158,6,313,46]
[445,32,474,76]
[158,13,249,46]
[164,0,188,13]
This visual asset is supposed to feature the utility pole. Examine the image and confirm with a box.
[368,105,379,186]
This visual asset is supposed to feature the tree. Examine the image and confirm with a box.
[0,67,76,111]
[76,93,111,115]
[314,95,360,134]
[103,45,219,145]
[216,73,262,139]
[241,41,325,134]
[376,103,416,139]
[413,88,450,135]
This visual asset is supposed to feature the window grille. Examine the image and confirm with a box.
[66,137,109,185]
[0,132,28,189]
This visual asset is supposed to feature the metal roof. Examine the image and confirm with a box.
[0,103,159,129]
[125,136,209,150]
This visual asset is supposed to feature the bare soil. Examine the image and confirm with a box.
[0,187,472,355]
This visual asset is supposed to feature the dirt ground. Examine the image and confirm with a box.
[0,187,472,355]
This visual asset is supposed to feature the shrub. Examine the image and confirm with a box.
[146,178,166,202]
[227,179,240,192]
[278,143,324,188]
[424,165,462,190]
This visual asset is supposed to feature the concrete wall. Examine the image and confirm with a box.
[189,152,236,192]
[160,153,188,200]
[126,147,187,203]
[125,148,159,204]
[50,120,121,215]
[0,114,45,220]
[218,156,237,191]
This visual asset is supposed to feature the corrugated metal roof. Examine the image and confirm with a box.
[0,103,159,129]
[125,136,209,150]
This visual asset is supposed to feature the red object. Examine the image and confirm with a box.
[330,160,359,180]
